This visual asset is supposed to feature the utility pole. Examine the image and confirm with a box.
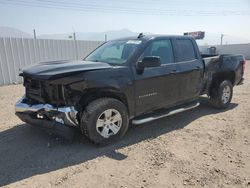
[73,32,76,40]
[33,29,37,39]
[220,34,224,45]
[105,34,107,42]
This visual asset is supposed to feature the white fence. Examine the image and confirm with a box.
[2,38,249,86]
[199,43,250,60]
[0,38,103,86]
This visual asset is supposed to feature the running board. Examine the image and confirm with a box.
[132,101,200,125]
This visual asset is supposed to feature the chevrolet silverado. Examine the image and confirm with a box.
[15,34,246,144]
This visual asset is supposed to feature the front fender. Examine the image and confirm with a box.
[63,67,136,118]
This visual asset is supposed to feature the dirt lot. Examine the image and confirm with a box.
[0,62,249,188]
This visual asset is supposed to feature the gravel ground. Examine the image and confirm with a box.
[0,62,249,188]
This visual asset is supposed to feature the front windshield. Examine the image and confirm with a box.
[85,40,141,64]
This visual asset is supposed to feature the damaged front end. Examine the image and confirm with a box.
[15,74,82,140]
[15,60,112,139]
[15,96,78,140]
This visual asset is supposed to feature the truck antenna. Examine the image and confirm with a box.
[137,32,144,38]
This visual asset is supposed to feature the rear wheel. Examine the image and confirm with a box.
[209,80,233,109]
[80,98,129,145]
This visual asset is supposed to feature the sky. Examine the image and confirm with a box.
[0,0,250,44]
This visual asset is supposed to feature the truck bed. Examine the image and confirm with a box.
[201,54,245,95]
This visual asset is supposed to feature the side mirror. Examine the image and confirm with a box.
[137,56,161,71]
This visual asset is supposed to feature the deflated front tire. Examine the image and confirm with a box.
[80,98,129,145]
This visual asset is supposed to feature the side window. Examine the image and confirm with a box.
[175,39,196,62]
[142,39,174,65]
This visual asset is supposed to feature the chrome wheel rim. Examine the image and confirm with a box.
[96,109,122,138]
[221,85,231,104]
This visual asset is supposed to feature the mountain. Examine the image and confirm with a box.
[0,27,142,41]
[38,29,151,41]
[0,27,249,45]
[0,26,32,38]
[34,29,250,44]
[196,33,250,46]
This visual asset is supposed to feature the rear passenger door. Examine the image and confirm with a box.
[173,38,204,102]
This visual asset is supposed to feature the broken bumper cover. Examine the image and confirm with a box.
[15,96,78,139]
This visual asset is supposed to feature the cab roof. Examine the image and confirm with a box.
[112,34,194,42]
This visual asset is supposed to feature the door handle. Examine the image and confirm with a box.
[195,66,201,69]
[170,69,178,74]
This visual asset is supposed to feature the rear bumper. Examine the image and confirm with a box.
[15,96,78,139]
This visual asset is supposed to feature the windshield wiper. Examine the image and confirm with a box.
[85,59,99,62]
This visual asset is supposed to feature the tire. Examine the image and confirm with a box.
[80,98,129,145]
[209,80,233,109]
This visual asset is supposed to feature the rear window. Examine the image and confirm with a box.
[175,39,196,62]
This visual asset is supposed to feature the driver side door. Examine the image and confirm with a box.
[134,39,179,116]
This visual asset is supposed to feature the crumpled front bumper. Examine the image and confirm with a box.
[15,96,79,139]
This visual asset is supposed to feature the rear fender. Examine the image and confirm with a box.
[208,71,235,96]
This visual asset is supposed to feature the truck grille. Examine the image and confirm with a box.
[25,78,45,103]
[24,77,65,105]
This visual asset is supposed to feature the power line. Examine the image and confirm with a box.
[1,0,181,14]
[1,0,249,16]
[1,0,250,16]
[28,0,250,15]
[0,2,175,15]
[32,0,186,14]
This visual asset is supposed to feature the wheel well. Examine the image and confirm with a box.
[209,71,235,94]
[78,89,129,115]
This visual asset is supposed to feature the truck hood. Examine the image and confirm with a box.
[22,60,112,80]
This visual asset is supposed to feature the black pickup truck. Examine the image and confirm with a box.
[15,34,246,144]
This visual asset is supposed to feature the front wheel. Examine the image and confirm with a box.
[209,80,233,109]
[80,98,129,145]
